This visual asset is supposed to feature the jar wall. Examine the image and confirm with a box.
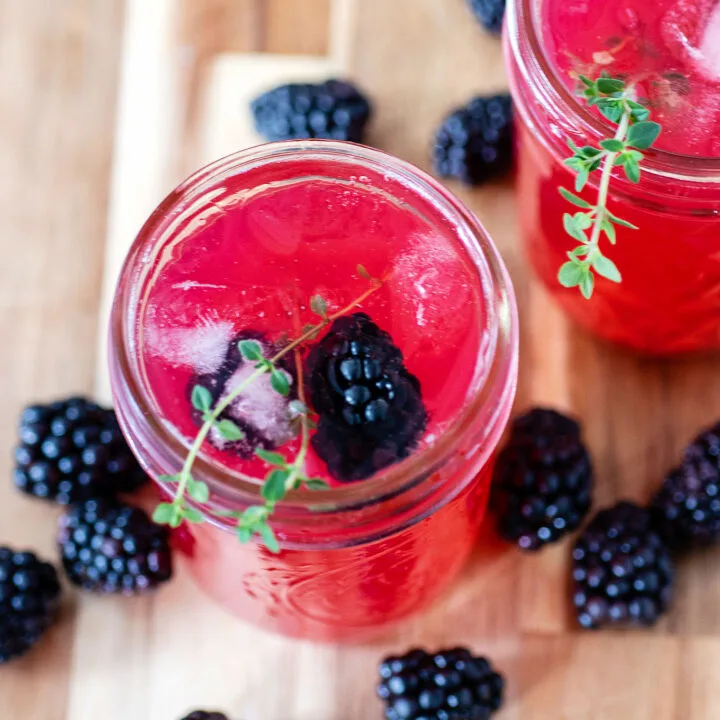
[513,107,720,354]
[178,461,494,642]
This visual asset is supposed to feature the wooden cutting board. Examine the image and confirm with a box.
[3,1,720,719]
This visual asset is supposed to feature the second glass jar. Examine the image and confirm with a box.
[505,0,720,355]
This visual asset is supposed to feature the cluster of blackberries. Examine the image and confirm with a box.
[3,397,173,664]
[0,548,61,664]
[15,397,147,504]
[493,408,720,630]
[250,6,512,189]
[378,647,504,720]
[433,95,513,186]
[493,409,593,550]
[571,501,674,630]
[651,422,720,550]
[252,79,371,144]
[307,313,427,482]
[58,498,172,595]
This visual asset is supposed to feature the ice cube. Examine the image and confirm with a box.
[145,317,235,374]
[220,364,295,447]
[661,0,719,75]
[700,2,720,79]
[391,233,475,349]
[193,334,298,457]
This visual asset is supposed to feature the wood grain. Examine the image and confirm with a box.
[0,1,124,718]
[2,1,720,719]
[197,53,341,167]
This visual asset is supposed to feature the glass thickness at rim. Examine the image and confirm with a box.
[506,0,720,180]
[110,140,518,517]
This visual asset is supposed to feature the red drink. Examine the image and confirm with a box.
[109,142,517,641]
[505,0,720,354]
[141,164,484,484]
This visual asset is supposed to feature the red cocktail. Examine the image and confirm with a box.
[506,0,720,354]
[109,142,517,641]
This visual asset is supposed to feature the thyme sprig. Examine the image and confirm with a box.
[558,72,661,298]
[153,266,384,552]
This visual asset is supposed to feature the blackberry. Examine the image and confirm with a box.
[181,713,230,720]
[433,95,513,185]
[467,0,507,34]
[377,647,504,720]
[0,547,61,664]
[14,397,148,504]
[307,313,427,482]
[651,421,720,550]
[58,498,173,595]
[572,502,674,630]
[493,408,593,550]
[251,79,372,143]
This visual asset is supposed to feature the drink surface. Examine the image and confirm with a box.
[543,0,720,157]
[137,162,487,484]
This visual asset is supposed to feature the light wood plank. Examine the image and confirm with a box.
[264,0,332,54]
[198,53,341,166]
[0,1,124,718]
[679,638,720,719]
[94,0,190,405]
[517,635,679,720]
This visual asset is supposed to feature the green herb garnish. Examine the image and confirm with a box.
[153,266,384,552]
[558,72,661,298]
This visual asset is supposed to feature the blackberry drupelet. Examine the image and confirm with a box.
[572,501,674,629]
[377,647,504,720]
[307,313,427,482]
[58,498,173,595]
[14,397,148,504]
[651,421,720,549]
[493,408,593,550]
[0,547,61,664]
[251,79,371,143]
[433,94,513,185]
[467,0,507,34]
[181,713,230,720]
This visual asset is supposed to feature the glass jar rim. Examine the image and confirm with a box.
[507,0,720,181]
[109,140,518,521]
